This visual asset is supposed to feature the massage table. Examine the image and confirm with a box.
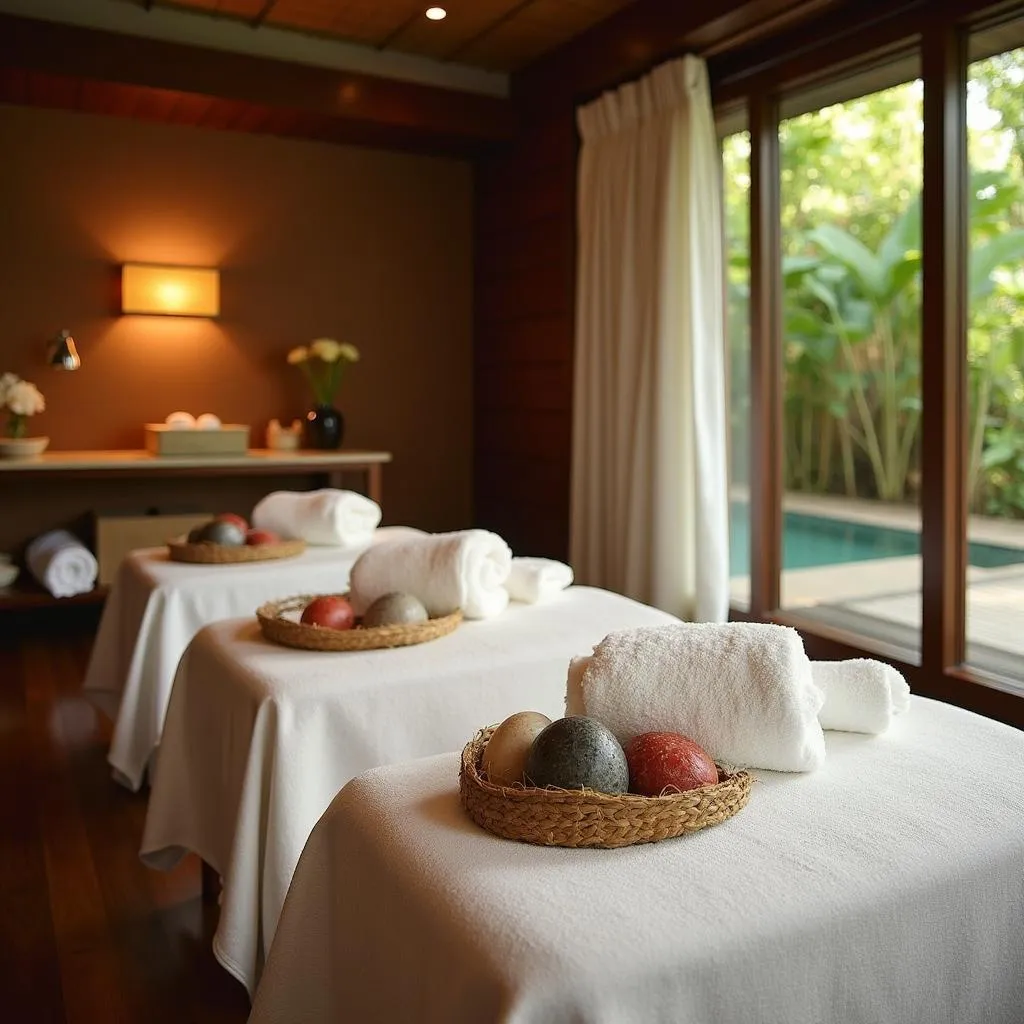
[138,586,680,996]
[83,527,420,790]
[248,696,1024,1024]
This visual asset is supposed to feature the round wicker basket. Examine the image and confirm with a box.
[167,537,306,564]
[256,593,462,651]
[460,725,753,849]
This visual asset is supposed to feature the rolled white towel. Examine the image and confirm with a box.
[349,529,512,620]
[505,557,574,603]
[565,622,826,773]
[25,529,98,598]
[251,489,381,546]
[811,659,911,735]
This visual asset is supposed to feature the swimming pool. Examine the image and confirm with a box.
[729,505,1024,576]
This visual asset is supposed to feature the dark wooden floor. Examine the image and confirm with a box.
[0,617,250,1024]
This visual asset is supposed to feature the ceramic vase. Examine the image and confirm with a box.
[304,406,344,450]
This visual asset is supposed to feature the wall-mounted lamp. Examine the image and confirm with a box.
[121,263,220,318]
[48,329,81,371]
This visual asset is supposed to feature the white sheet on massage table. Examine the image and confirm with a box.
[138,585,680,997]
[82,527,420,791]
[249,695,1024,1024]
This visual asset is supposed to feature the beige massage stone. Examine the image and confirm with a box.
[482,711,552,788]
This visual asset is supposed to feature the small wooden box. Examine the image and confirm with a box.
[144,424,250,457]
[95,512,214,584]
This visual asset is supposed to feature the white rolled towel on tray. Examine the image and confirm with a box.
[505,557,574,603]
[566,622,826,773]
[25,529,99,598]
[251,489,381,546]
[349,529,512,620]
[812,658,911,735]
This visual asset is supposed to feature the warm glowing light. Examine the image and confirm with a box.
[425,7,446,20]
[121,263,220,317]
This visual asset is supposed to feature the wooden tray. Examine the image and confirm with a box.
[256,593,462,651]
[460,725,753,849]
[167,537,306,564]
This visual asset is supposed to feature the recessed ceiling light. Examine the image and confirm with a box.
[425,7,447,20]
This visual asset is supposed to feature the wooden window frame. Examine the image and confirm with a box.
[715,0,1024,729]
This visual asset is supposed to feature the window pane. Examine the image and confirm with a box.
[966,35,1024,685]
[778,74,923,659]
[723,128,751,610]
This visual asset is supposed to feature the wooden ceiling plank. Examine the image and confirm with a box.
[443,0,541,63]
[252,0,280,27]
[375,7,427,49]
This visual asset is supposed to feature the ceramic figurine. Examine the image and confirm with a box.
[267,418,303,451]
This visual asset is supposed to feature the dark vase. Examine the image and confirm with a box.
[305,405,344,450]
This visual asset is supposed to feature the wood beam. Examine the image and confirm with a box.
[919,17,968,676]
[747,92,783,618]
[0,13,513,151]
[515,0,845,106]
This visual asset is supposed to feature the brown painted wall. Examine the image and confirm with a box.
[0,103,473,548]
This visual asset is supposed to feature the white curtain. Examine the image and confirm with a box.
[570,55,729,622]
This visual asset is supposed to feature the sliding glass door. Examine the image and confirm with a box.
[965,23,1024,682]
[717,0,1024,719]
[778,75,924,655]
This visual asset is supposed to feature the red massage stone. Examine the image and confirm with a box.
[625,732,719,797]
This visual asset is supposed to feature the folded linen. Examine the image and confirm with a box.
[25,529,99,598]
[251,489,381,546]
[349,529,512,620]
[505,557,574,604]
[565,622,826,772]
[811,659,911,735]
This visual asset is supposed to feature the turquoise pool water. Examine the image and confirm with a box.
[729,505,1024,576]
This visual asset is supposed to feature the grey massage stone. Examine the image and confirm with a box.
[196,520,246,546]
[362,591,429,628]
[524,716,629,794]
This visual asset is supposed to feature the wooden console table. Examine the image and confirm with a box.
[0,448,392,611]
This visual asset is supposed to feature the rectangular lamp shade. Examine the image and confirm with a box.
[121,263,220,317]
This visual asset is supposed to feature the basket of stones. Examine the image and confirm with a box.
[459,713,753,849]
[168,513,306,564]
[256,591,462,652]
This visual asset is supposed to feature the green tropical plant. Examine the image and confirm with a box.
[724,57,1024,519]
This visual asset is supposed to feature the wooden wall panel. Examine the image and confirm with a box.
[473,101,577,560]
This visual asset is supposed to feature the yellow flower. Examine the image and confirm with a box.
[287,345,309,365]
[338,342,360,363]
[310,338,342,363]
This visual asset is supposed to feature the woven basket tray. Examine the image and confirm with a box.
[256,593,462,651]
[460,726,753,849]
[167,537,307,564]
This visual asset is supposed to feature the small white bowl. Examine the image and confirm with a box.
[0,563,19,588]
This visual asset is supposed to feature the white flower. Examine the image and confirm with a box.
[310,338,342,363]
[6,380,45,417]
[338,342,360,363]
[287,346,309,365]
[0,372,19,408]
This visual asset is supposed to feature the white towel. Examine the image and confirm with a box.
[251,489,381,546]
[811,659,911,735]
[25,529,99,598]
[565,622,826,772]
[505,557,574,603]
[349,529,512,620]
